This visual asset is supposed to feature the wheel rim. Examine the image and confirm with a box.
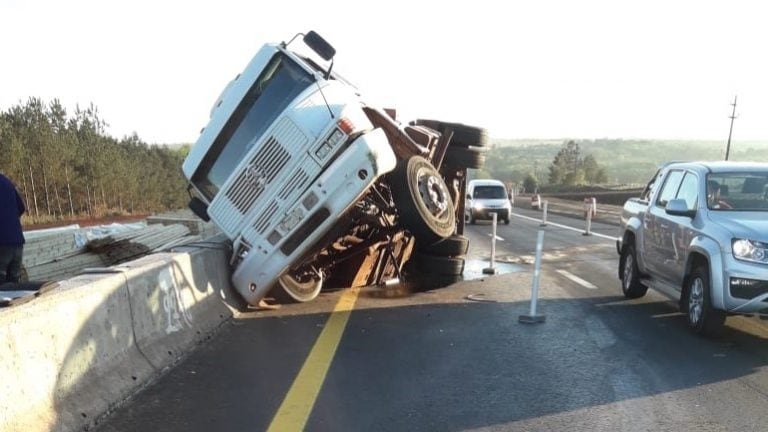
[417,169,450,217]
[623,253,634,290]
[688,277,704,324]
[278,272,323,302]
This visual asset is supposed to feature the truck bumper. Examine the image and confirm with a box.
[230,128,396,305]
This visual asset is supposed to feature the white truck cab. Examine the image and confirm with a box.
[182,32,485,305]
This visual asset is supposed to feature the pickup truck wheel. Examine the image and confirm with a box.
[277,271,323,303]
[685,267,726,336]
[391,156,456,244]
[620,245,648,298]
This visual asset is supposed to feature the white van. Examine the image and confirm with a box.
[465,179,511,225]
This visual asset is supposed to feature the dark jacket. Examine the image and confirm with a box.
[0,173,26,246]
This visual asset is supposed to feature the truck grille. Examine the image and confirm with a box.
[279,170,310,199]
[224,136,290,214]
[253,200,279,234]
[210,117,309,237]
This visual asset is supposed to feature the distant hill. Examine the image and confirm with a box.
[480,138,768,186]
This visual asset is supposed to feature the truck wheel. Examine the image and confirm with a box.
[409,253,465,276]
[620,244,648,298]
[391,156,456,244]
[412,119,489,148]
[685,267,726,336]
[443,147,486,170]
[277,270,323,303]
[418,234,469,256]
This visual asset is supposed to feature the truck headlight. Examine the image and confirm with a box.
[732,239,768,264]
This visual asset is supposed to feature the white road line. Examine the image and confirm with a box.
[556,269,598,289]
[510,211,619,241]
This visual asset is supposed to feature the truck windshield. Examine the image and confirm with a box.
[193,53,314,200]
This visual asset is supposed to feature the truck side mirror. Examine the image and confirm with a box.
[304,31,336,61]
[665,198,696,218]
[466,194,472,200]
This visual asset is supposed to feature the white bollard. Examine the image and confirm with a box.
[583,209,592,236]
[582,197,595,236]
[540,200,548,227]
[519,229,546,323]
[483,213,498,275]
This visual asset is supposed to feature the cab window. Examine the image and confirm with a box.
[675,172,699,211]
[655,169,684,208]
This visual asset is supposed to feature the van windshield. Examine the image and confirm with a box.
[473,186,506,199]
[192,53,314,200]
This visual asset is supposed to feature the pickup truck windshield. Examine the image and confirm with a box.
[193,53,314,200]
[707,172,768,211]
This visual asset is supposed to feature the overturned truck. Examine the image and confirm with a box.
[182,31,488,305]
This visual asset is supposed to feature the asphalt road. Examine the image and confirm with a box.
[97,208,768,432]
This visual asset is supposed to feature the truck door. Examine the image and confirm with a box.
[658,171,699,285]
[643,169,684,280]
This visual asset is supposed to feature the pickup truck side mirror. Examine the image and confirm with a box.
[466,194,472,201]
[665,198,696,218]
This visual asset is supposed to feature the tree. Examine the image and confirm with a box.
[0,98,189,223]
[549,140,581,184]
[547,140,607,186]
[522,173,538,193]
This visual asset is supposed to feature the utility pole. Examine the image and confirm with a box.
[725,95,738,161]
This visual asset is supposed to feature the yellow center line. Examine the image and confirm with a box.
[267,286,361,432]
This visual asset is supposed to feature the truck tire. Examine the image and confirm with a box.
[418,234,469,256]
[390,156,456,244]
[277,271,323,303]
[443,147,486,170]
[409,252,465,276]
[685,267,726,336]
[620,244,648,299]
[413,119,489,148]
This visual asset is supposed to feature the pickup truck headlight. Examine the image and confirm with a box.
[732,239,768,264]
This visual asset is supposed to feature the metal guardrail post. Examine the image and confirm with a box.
[540,200,548,227]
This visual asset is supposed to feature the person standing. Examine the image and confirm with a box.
[0,173,26,284]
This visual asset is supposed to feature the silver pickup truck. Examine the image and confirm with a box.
[618,161,768,336]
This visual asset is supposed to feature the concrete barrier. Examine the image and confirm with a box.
[116,250,233,368]
[0,239,235,432]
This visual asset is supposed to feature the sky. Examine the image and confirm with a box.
[1,0,767,144]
